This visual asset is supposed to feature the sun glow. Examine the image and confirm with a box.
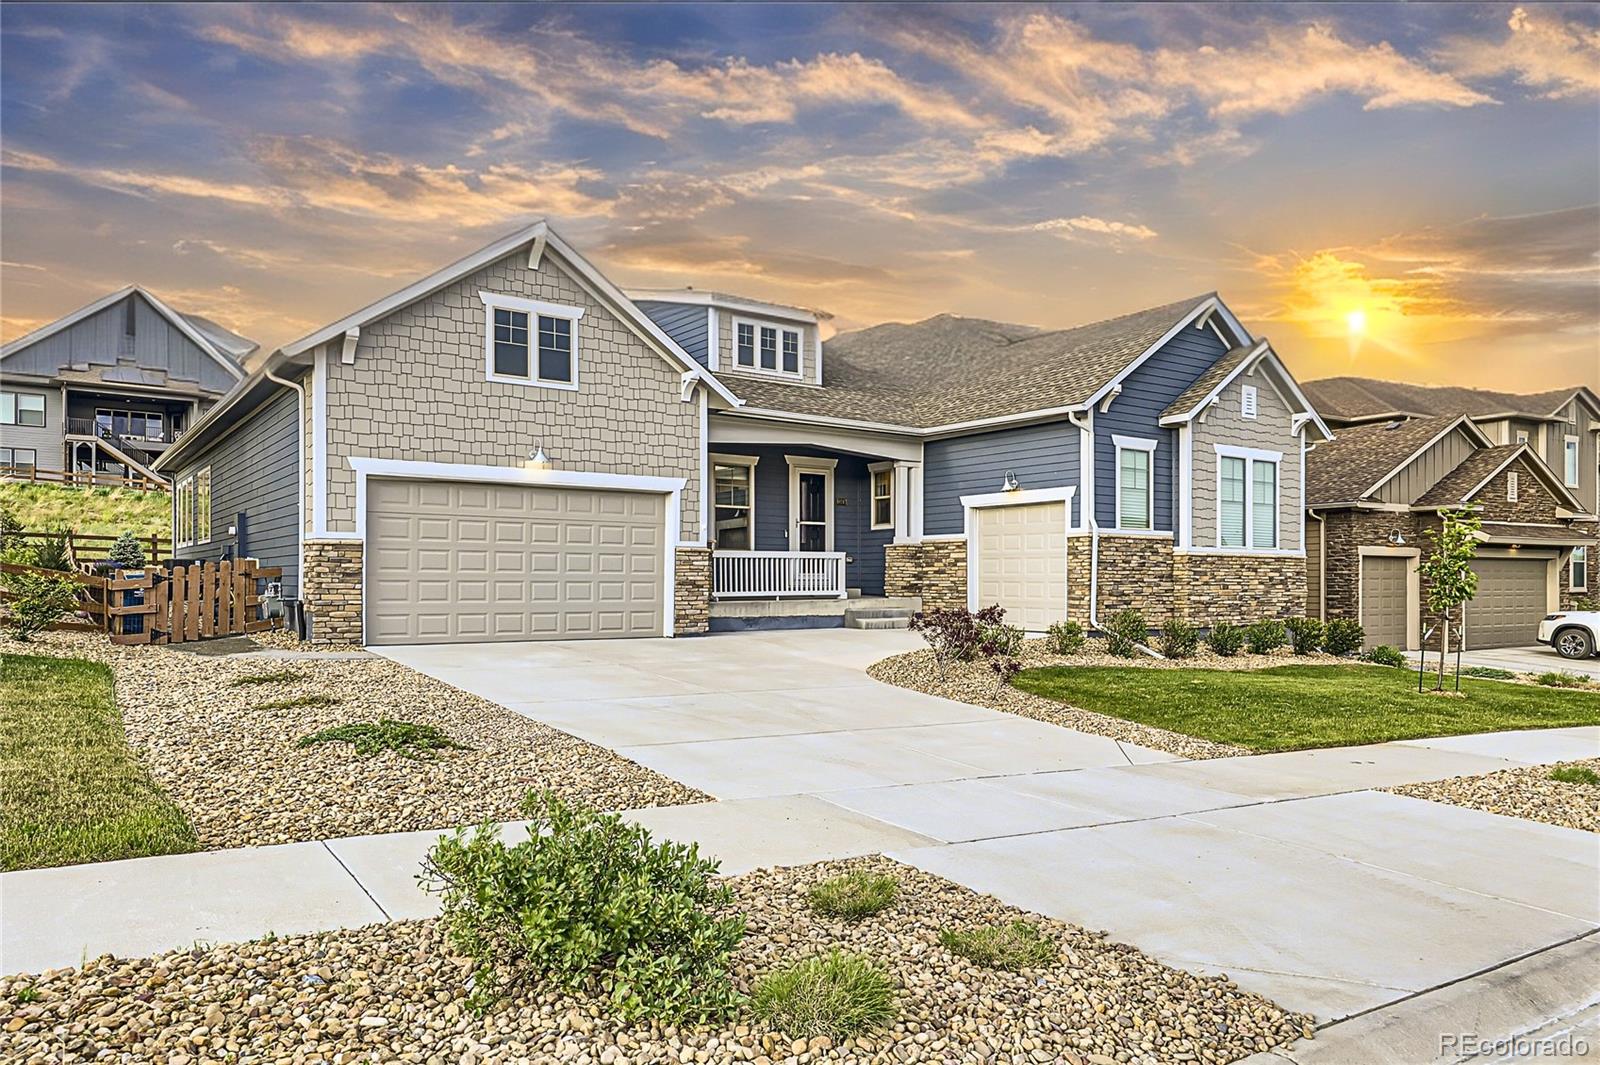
[1346,308,1367,335]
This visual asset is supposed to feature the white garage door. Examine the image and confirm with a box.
[1465,556,1550,650]
[973,501,1067,632]
[365,479,664,646]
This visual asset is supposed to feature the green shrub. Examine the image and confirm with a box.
[422,791,745,1020]
[978,620,1025,657]
[1285,617,1324,656]
[1322,618,1365,657]
[1103,609,1148,658]
[2,570,80,641]
[1463,666,1517,680]
[105,532,146,568]
[1364,644,1406,668]
[1206,622,1244,657]
[939,921,1057,970]
[1157,617,1199,659]
[1245,619,1287,655]
[0,508,22,549]
[752,951,896,1040]
[1045,620,1084,655]
[230,669,305,688]
[1549,765,1600,786]
[806,871,898,921]
[297,719,468,760]
[1570,595,1598,611]
[1535,671,1592,689]
[23,527,71,571]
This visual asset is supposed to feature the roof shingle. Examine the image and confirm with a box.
[1303,377,1591,423]
[1305,415,1468,505]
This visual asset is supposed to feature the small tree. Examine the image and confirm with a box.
[3,571,80,641]
[1418,509,1481,690]
[106,531,147,569]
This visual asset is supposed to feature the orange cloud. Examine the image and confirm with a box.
[1437,6,1600,101]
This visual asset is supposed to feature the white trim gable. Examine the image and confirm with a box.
[1,285,246,380]
[1362,416,1495,501]
[1082,295,1253,412]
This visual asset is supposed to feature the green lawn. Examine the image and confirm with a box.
[0,481,169,538]
[1012,664,1600,752]
[0,654,197,871]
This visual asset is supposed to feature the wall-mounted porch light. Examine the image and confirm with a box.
[525,440,553,473]
[1387,530,1406,546]
[1001,470,1020,492]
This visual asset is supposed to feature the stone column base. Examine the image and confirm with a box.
[885,539,966,611]
[303,539,364,645]
[674,546,711,635]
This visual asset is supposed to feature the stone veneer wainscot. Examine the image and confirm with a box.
[303,539,364,645]
[885,540,968,612]
[673,546,711,636]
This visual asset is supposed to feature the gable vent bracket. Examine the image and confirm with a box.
[340,327,360,366]
[1098,383,1122,413]
[527,233,547,270]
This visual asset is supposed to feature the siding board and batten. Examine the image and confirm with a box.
[4,293,236,393]
[1376,426,1478,505]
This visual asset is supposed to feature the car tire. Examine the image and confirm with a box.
[1554,627,1595,660]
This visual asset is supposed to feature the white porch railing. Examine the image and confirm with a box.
[712,550,848,599]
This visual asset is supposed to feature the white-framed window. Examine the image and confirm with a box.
[1565,435,1581,487]
[0,447,36,470]
[1240,384,1258,420]
[1113,435,1156,531]
[731,317,803,378]
[1507,471,1519,502]
[1572,546,1589,592]
[175,466,212,548]
[1515,430,1529,445]
[0,391,45,427]
[480,292,583,390]
[710,454,758,550]
[1216,445,1282,550]
[870,463,895,530]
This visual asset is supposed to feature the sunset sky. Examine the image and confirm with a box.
[2,3,1596,390]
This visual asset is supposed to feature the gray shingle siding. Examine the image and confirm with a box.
[924,421,1081,535]
[172,386,301,595]
[635,301,709,367]
[735,443,889,596]
[1094,326,1228,529]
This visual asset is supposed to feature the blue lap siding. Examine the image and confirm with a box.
[922,421,1081,535]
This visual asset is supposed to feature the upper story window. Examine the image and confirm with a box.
[1565,436,1581,487]
[1113,435,1156,531]
[1,391,45,427]
[870,464,895,530]
[1217,445,1281,550]
[1515,430,1529,445]
[733,317,803,378]
[480,292,583,391]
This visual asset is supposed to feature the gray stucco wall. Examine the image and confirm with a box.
[0,382,64,471]
[1191,372,1304,550]
[171,386,301,596]
[3,294,238,393]
[923,420,1081,535]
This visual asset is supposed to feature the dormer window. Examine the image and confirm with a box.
[732,317,803,378]
[481,292,583,390]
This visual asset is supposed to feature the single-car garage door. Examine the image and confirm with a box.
[365,479,664,646]
[973,501,1067,632]
[1465,556,1550,650]
[1360,554,1410,650]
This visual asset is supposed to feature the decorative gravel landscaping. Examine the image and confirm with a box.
[0,632,704,857]
[1389,758,1600,834]
[0,856,1312,1064]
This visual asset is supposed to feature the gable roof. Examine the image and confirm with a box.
[1305,414,1487,506]
[0,285,250,379]
[1159,338,1334,440]
[625,288,830,325]
[1413,443,1585,511]
[729,294,1241,430]
[1303,376,1599,424]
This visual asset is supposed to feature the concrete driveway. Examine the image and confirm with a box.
[378,631,1600,1027]
[1406,643,1600,680]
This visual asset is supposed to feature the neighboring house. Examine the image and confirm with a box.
[0,286,252,487]
[1304,408,1597,651]
[155,221,1331,646]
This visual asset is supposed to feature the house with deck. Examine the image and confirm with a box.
[154,221,1331,645]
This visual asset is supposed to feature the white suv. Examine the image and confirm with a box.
[1538,612,1599,659]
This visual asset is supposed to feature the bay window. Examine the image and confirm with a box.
[1217,445,1281,550]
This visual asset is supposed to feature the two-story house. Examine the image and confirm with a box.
[154,221,1331,645]
[1301,379,1600,650]
[0,286,253,487]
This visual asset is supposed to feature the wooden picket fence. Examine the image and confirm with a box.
[0,558,282,645]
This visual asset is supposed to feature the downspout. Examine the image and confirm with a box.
[1067,410,1102,632]
[265,366,307,605]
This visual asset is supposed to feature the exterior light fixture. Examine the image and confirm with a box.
[525,441,553,473]
[1388,530,1406,546]
[1001,470,1020,492]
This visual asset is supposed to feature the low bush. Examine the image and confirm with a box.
[909,607,983,678]
[1322,618,1365,657]
[1363,644,1406,668]
[939,921,1057,970]
[2,571,80,641]
[806,871,898,921]
[1245,619,1287,655]
[978,620,1025,658]
[1285,617,1324,656]
[298,719,468,760]
[1535,671,1592,689]
[1206,622,1244,657]
[1156,617,1199,659]
[1549,764,1600,786]
[1103,608,1148,658]
[423,791,745,1020]
[752,951,896,1040]
[1045,620,1084,655]
[989,656,1022,696]
[1463,666,1518,680]
[105,532,146,568]
[1570,595,1599,611]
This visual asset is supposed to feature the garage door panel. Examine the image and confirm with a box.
[1359,555,1409,650]
[974,501,1068,633]
[364,479,665,645]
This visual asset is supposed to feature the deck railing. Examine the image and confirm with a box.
[712,549,848,599]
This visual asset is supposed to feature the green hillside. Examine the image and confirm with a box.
[0,482,170,539]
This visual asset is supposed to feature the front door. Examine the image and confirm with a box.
[795,471,829,551]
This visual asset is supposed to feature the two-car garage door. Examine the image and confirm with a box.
[365,479,664,646]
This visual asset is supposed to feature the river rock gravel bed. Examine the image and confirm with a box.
[1387,758,1600,833]
[1,631,705,850]
[0,856,1311,1065]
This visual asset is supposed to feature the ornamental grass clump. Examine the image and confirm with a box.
[1535,671,1592,689]
[1549,765,1600,786]
[423,790,745,1021]
[752,951,896,1040]
[297,719,467,760]
[1321,618,1364,657]
[806,870,899,921]
[1046,620,1084,655]
[939,921,1058,971]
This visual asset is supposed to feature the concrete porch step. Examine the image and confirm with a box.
[844,606,916,630]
